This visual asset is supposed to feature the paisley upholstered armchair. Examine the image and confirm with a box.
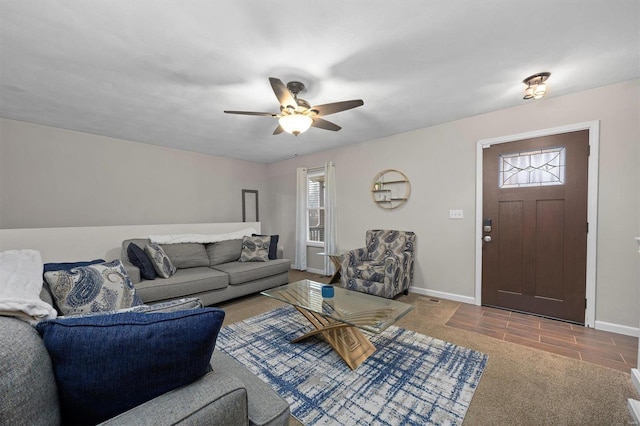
[341,230,416,299]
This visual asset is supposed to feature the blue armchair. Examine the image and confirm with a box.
[341,230,416,298]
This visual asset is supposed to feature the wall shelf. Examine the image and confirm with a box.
[371,169,411,210]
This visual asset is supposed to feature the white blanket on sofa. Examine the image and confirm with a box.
[148,227,257,244]
[0,249,57,324]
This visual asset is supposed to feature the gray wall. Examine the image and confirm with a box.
[0,118,268,228]
[265,79,640,330]
[1,80,637,331]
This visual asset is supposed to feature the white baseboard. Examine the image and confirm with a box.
[629,370,640,425]
[409,287,475,305]
[628,399,640,425]
[595,320,639,338]
[305,267,326,276]
[632,369,640,395]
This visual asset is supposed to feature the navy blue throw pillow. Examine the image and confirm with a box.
[252,233,279,260]
[36,308,225,425]
[127,243,157,280]
[43,259,105,275]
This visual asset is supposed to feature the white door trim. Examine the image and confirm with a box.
[475,121,600,327]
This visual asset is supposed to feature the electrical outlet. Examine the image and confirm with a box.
[449,209,464,219]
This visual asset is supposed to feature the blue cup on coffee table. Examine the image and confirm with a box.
[321,285,334,298]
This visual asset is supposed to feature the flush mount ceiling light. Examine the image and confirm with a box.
[523,72,551,100]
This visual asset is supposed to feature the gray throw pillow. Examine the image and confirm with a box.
[144,244,177,278]
[239,235,270,262]
[206,239,243,266]
[44,260,140,316]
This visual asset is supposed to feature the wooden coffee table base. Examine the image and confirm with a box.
[291,305,376,370]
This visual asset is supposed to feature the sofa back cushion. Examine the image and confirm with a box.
[206,239,243,266]
[160,243,209,269]
[0,317,60,425]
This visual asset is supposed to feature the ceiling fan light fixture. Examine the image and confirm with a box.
[522,72,551,100]
[279,113,313,136]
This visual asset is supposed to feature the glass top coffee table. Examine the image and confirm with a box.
[261,280,414,370]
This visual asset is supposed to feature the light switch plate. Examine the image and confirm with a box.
[449,209,464,219]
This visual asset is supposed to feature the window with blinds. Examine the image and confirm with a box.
[307,171,325,243]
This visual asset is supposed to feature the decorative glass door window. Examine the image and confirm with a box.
[499,147,566,188]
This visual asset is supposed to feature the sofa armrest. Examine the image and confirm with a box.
[383,251,412,272]
[342,247,367,271]
[120,258,141,284]
[277,245,284,259]
[99,371,249,426]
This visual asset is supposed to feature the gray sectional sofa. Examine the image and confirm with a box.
[121,238,291,306]
[0,314,290,426]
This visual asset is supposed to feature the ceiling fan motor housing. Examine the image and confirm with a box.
[286,81,306,96]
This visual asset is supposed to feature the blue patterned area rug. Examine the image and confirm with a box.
[217,306,488,426]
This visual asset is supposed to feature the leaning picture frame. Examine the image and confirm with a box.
[242,189,259,222]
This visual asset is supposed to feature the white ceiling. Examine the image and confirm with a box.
[1,1,638,163]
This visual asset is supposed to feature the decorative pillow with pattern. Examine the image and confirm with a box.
[239,235,270,262]
[144,243,177,278]
[252,233,279,259]
[44,260,142,316]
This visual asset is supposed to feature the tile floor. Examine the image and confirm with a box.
[446,302,638,372]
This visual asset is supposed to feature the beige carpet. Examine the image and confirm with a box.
[218,271,637,425]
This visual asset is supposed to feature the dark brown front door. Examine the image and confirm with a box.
[481,130,589,324]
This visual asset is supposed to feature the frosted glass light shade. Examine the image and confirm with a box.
[533,82,547,99]
[279,114,313,135]
[523,86,534,99]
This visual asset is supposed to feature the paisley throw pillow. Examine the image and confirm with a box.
[144,243,177,278]
[44,260,141,316]
[239,235,270,262]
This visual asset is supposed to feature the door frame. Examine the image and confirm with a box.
[474,121,600,327]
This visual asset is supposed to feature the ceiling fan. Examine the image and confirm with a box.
[224,77,364,136]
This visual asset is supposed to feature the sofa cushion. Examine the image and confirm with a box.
[212,259,291,285]
[35,308,226,425]
[144,243,177,278]
[345,260,386,283]
[132,297,204,313]
[252,233,279,260]
[0,317,60,426]
[44,260,142,316]
[127,243,157,280]
[239,235,270,262]
[160,243,209,269]
[133,267,229,303]
[206,239,242,266]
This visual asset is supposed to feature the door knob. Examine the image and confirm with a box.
[483,236,492,242]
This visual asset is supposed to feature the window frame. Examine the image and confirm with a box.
[306,169,325,247]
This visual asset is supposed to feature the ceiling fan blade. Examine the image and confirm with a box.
[224,110,277,117]
[311,118,341,131]
[273,125,284,135]
[310,99,364,117]
[269,77,298,109]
